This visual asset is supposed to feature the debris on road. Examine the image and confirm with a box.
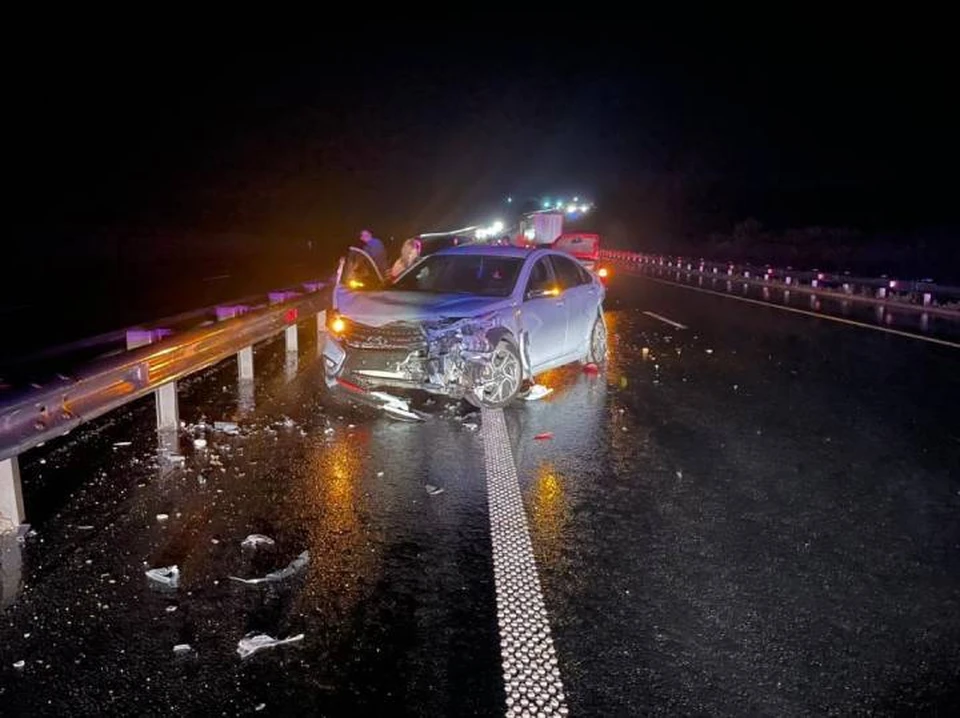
[145,566,180,588]
[229,551,310,585]
[583,363,600,375]
[425,484,445,496]
[173,644,193,654]
[156,514,169,522]
[369,391,428,422]
[113,441,132,447]
[13,660,25,669]
[213,421,240,435]
[240,534,276,549]
[193,438,208,449]
[534,432,554,441]
[524,384,554,401]
[237,632,305,659]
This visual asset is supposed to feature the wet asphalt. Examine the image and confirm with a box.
[2,273,959,715]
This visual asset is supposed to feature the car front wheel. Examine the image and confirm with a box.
[467,340,523,409]
[585,312,608,366]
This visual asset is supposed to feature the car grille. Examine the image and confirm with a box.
[344,321,425,350]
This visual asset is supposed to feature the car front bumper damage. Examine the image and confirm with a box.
[322,316,513,410]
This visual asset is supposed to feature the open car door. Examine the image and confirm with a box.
[333,246,386,310]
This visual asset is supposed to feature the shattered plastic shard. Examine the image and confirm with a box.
[534,432,554,441]
[241,534,276,549]
[524,384,554,401]
[229,551,310,585]
[236,632,305,659]
[213,421,240,434]
[145,566,180,588]
[425,484,445,495]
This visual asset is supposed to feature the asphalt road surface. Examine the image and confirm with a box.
[2,271,958,716]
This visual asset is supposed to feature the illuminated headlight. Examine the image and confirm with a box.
[327,312,348,336]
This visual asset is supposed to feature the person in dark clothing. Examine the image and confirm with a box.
[358,229,388,278]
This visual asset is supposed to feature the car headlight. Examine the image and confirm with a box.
[327,312,348,336]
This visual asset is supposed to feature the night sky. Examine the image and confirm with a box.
[10,25,957,257]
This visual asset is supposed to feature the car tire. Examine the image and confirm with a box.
[584,312,608,367]
[466,340,523,409]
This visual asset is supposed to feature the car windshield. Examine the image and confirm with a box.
[391,254,524,297]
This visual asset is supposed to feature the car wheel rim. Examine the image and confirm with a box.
[478,345,521,404]
[592,318,608,361]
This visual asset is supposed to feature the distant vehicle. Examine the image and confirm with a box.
[551,232,610,284]
[323,245,607,408]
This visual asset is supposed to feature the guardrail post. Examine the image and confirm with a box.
[238,347,254,381]
[127,330,179,453]
[156,383,179,432]
[217,307,255,382]
[285,325,298,353]
[0,457,25,527]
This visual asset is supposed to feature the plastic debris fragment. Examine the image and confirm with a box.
[370,391,427,422]
[193,438,208,449]
[237,632,304,659]
[145,566,180,588]
[241,534,276,549]
[213,421,240,434]
[156,514,169,522]
[524,384,553,401]
[229,551,309,585]
[425,484,444,496]
[13,660,25,669]
[533,432,554,441]
[173,644,193,654]
[113,441,132,447]
[583,363,600,374]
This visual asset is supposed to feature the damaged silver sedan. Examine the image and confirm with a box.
[322,245,607,409]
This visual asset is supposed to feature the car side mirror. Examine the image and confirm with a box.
[525,287,561,300]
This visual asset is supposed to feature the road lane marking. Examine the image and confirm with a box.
[481,408,568,717]
[642,310,688,329]
[635,273,960,350]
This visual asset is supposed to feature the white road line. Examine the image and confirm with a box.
[481,408,568,717]
[642,310,688,330]
[637,273,960,350]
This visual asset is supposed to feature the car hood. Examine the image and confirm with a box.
[334,289,512,327]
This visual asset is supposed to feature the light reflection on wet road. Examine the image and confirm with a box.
[2,274,959,715]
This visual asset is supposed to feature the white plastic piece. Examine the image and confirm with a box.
[237,632,304,659]
[523,384,553,401]
[229,551,309,585]
[145,566,180,587]
[241,534,276,549]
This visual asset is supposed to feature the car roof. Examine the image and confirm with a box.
[432,244,541,259]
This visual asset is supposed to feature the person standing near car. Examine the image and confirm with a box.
[358,229,388,278]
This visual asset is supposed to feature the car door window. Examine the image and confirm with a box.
[342,247,385,289]
[525,257,554,298]
[549,255,588,291]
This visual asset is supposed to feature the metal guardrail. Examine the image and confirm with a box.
[601,250,960,317]
[0,282,329,527]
